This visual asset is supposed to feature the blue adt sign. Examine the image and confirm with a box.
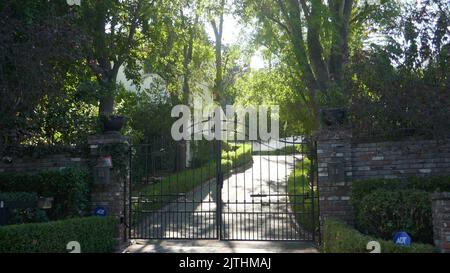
[94,207,107,217]
[393,231,411,246]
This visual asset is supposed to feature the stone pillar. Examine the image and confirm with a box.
[88,132,130,246]
[432,192,450,253]
[316,129,353,225]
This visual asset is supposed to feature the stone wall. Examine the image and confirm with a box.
[316,129,450,226]
[432,192,450,253]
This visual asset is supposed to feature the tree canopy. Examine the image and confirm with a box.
[0,0,448,149]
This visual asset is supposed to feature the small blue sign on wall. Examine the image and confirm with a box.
[94,207,107,217]
[393,231,412,246]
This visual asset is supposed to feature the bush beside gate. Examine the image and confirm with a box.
[0,216,117,253]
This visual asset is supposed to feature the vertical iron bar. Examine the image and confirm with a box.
[216,139,222,240]
[128,145,132,239]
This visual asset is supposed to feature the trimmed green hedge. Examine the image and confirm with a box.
[323,218,436,253]
[355,189,432,244]
[287,158,319,232]
[0,192,38,203]
[352,176,450,209]
[352,176,450,244]
[221,142,253,173]
[0,168,91,220]
[0,216,117,253]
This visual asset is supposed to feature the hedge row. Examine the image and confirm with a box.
[0,216,117,253]
[323,218,436,253]
[351,176,450,244]
[0,167,91,220]
[351,176,450,208]
[221,142,253,172]
[253,143,306,155]
[287,158,319,232]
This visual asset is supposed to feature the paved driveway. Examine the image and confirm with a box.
[124,239,318,253]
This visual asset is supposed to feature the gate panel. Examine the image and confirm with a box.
[128,135,319,241]
[220,138,318,241]
[129,137,219,239]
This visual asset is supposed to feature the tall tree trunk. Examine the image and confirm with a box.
[182,15,198,104]
[211,0,225,106]
[328,0,353,82]
[98,67,120,117]
[99,92,114,117]
[304,0,330,92]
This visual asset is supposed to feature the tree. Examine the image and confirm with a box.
[0,1,87,151]
[79,0,174,117]
[231,69,311,135]
[348,0,450,138]
[209,0,227,105]
[115,0,216,171]
[238,0,400,128]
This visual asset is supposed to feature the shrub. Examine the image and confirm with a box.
[351,179,404,211]
[0,192,38,203]
[352,176,450,205]
[0,192,48,224]
[351,176,450,244]
[190,140,215,167]
[407,176,450,193]
[221,143,253,172]
[0,216,117,253]
[288,158,319,232]
[323,218,436,253]
[0,168,91,220]
[355,189,433,244]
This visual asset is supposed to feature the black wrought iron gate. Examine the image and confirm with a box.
[127,136,319,241]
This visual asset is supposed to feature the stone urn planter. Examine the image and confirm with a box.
[321,108,347,127]
[102,115,127,132]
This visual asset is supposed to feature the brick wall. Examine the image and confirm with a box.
[0,154,88,173]
[316,130,354,224]
[316,129,450,226]
[432,192,450,253]
[0,135,130,248]
[351,139,450,181]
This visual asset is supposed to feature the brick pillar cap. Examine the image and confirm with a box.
[431,192,450,200]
